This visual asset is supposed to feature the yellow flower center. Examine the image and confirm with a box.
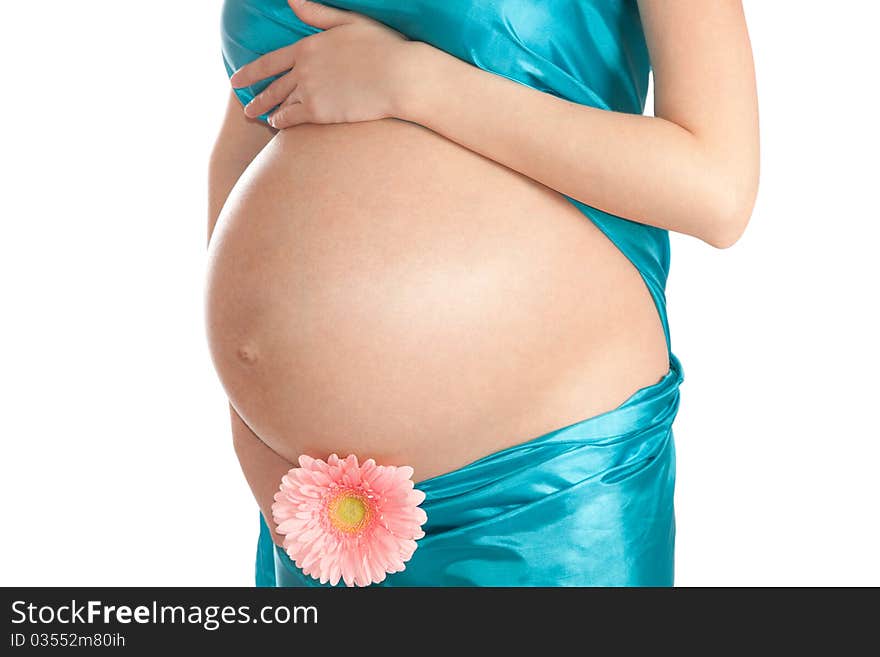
[328,493,369,533]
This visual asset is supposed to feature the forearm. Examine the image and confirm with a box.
[395,42,752,247]
[230,406,293,547]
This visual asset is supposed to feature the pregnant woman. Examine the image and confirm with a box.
[205,0,759,586]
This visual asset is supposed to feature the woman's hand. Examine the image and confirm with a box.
[229,0,417,129]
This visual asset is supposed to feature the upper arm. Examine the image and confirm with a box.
[638,0,760,219]
[208,91,277,245]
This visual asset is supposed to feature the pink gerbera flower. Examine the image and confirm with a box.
[271,453,428,587]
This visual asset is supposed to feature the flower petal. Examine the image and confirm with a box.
[395,465,415,482]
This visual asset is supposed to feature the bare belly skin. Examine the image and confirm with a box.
[205,117,669,482]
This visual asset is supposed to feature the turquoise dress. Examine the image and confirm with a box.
[221,0,684,587]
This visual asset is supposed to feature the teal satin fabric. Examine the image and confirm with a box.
[261,352,683,586]
[222,0,685,586]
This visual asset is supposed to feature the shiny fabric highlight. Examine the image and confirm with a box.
[222,0,685,586]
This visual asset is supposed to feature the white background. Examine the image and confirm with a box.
[1,1,877,586]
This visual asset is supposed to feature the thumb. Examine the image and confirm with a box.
[287,0,354,30]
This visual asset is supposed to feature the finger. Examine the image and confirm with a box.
[244,75,299,119]
[268,101,312,129]
[287,0,355,30]
[230,44,297,88]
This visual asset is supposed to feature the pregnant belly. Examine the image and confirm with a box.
[205,118,668,481]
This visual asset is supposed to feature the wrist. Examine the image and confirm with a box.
[389,40,445,123]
